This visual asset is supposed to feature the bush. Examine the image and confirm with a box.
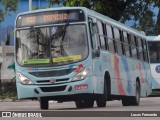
[0,81,17,100]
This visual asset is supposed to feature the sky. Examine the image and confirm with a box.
[0,1,160,45]
[125,6,159,27]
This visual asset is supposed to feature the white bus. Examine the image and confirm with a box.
[147,35,160,91]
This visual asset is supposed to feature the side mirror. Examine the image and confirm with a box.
[89,18,98,34]
[92,23,98,34]
[92,48,100,58]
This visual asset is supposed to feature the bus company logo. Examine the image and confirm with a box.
[155,65,160,73]
[50,78,56,84]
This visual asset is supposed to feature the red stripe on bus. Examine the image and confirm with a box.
[114,56,125,95]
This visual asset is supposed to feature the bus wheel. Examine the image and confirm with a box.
[75,98,94,108]
[122,97,131,106]
[131,82,140,106]
[75,100,84,108]
[39,97,49,110]
[122,82,140,106]
[96,81,107,107]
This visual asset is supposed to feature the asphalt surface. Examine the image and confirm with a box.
[0,97,160,111]
[0,97,160,119]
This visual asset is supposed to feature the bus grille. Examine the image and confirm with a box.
[36,78,70,84]
[29,69,76,77]
[40,85,67,92]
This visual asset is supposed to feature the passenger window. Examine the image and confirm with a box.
[141,39,146,61]
[135,36,139,60]
[97,20,106,50]
[114,28,123,55]
[123,32,130,57]
[130,35,137,59]
[137,37,143,61]
[127,34,132,57]
[106,25,115,53]
[144,40,149,62]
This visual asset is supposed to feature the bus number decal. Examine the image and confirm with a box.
[26,16,36,24]
[43,13,68,22]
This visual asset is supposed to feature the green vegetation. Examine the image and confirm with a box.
[0,0,19,23]
[0,82,17,101]
[48,0,160,35]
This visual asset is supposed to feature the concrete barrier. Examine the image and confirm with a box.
[0,46,15,82]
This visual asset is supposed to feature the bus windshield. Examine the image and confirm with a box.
[148,41,160,63]
[16,24,88,66]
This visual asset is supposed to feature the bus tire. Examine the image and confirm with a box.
[96,81,107,107]
[122,81,140,106]
[122,97,131,106]
[75,100,84,108]
[75,98,94,108]
[39,97,49,110]
[131,81,140,106]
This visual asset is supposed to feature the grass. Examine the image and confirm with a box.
[0,91,17,100]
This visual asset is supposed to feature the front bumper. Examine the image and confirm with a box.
[16,76,99,99]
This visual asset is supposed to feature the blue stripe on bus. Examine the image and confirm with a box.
[121,57,132,94]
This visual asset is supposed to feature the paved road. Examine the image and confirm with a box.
[0,97,160,111]
[0,97,160,119]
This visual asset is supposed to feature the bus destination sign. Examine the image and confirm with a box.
[16,9,85,27]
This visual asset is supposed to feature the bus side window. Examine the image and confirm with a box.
[88,17,97,49]
[112,27,117,53]
[137,37,143,61]
[120,31,125,55]
[130,35,136,59]
[134,36,139,60]
[144,40,149,62]
[114,28,123,55]
[123,32,129,57]
[102,23,108,50]
[106,24,115,53]
[127,33,132,57]
[141,39,146,61]
[97,20,106,50]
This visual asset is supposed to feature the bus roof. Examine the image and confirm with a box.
[16,7,88,16]
[16,7,146,39]
[146,35,160,41]
[86,8,146,39]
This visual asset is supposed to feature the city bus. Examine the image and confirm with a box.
[147,35,160,92]
[15,7,152,109]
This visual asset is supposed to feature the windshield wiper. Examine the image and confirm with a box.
[51,22,70,56]
[61,22,70,42]
[27,26,37,39]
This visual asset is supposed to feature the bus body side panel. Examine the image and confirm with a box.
[92,59,104,94]
[100,51,135,96]
[100,51,151,97]
[132,60,151,97]
[119,57,135,96]
[100,52,118,95]
[146,63,152,96]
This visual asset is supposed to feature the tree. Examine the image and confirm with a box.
[48,0,135,20]
[151,0,160,35]
[48,0,158,35]
[121,0,156,35]
[0,0,19,23]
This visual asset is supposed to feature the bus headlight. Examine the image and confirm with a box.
[72,68,90,81]
[16,73,33,85]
